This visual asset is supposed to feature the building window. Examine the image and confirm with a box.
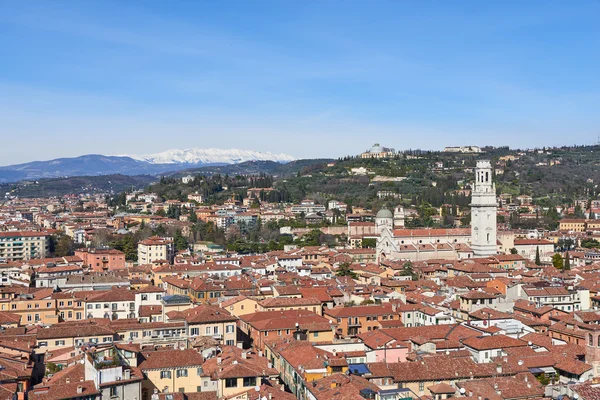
[243,377,256,387]
[110,386,118,397]
[419,382,425,391]
[226,324,235,333]
[225,378,238,388]
[160,371,172,379]
[176,369,188,378]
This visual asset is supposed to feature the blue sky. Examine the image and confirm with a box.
[1,0,599,165]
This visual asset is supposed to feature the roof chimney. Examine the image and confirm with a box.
[77,385,83,394]
[217,356,222,365]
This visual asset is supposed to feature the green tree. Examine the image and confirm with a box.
[173,229,189,251]
[581,238,600,249]
[510,248,518,255]
[336,262,358,279]
[564,252,571,270]
[399,261,418,280]
[535,246,541,266]
[53,235,75,257]
[362,238,377,248]
[552,253,564,270]
[536,373,550,385]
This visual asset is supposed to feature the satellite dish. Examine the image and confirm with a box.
[255,386,260,392]
[518,360,524,366]
[528,341,532,346]
[460,388,466,394]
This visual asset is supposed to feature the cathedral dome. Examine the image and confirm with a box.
[370,143,384,153]
[376,208,393,219]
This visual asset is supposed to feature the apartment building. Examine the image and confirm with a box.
[84,288,137,320]
[74,248,126,271]
[0,231,49,262]
[137,236,175,265]
[323,303,400,337]
[139,349,205,396]
[1,288,58,326]
[166,304,237,346]
[35,322,115,354]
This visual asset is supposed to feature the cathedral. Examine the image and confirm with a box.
[376,160,498,262]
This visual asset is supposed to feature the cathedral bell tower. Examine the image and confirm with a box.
[470,160,497,256]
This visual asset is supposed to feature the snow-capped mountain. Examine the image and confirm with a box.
[128,147,296,165]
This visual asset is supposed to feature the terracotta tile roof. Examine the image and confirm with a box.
[169,304,237,324]
[259,297,321,307]
[324,304,395,318]
[139,349,204,370]
[554,359,592,375]
[0,311,21,325]
[37,322,115,340]
[428,383,456,394]
[202,346,278,379]
[462,335,527,351]
[306,373,382,400]
[240,310,333,332]
[457,372,543,400]
[222,382,294,400]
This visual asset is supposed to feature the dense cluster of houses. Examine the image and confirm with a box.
[3,162,600,400]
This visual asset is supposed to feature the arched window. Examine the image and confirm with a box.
[485,172,489,182]
[590,333,594,346]
[487,233,490,243]
[597,334,600,347]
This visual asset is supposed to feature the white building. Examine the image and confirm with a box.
[470,160,497,256]
[181,175,195,184]
[137,236,175,264]
[84,288,137,320]
[443,146,482,153]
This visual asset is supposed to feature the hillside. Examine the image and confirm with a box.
[164,159,334,178]
[1,174,156,198]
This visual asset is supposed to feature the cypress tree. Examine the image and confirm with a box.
[535,246,541,266]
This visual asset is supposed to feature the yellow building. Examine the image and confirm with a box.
[52,292,85,322]
[36,321,115,354]
[559,219,586,232]
[3,288,58,326]
[201,346,279,398]
[257,297,323,316]
[139,349,205,395]
[220,296,259,318]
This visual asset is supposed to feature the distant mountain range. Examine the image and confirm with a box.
[127,147,296,165]
[0,148,297,183]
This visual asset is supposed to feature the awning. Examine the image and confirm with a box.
[348,363,370,375]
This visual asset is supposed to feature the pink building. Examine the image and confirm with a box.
[74,248,126,271]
